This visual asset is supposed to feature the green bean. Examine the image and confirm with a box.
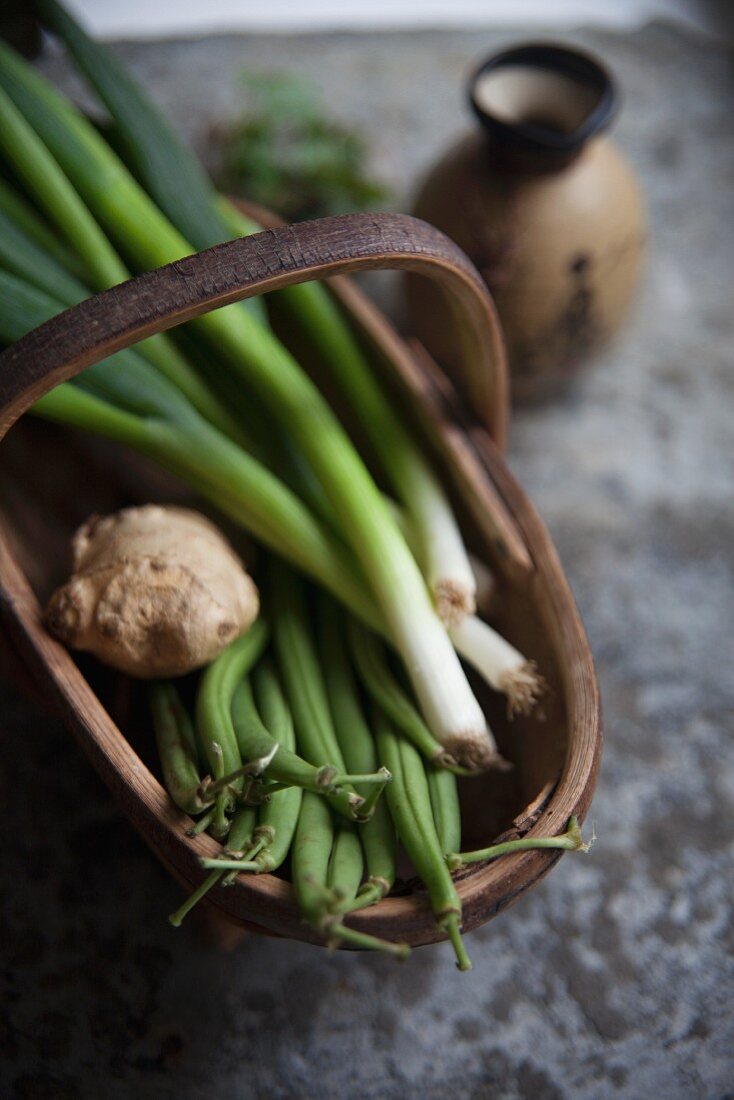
[327,822,364,908]
[221,807,260,859]
[195,621,269,837]
[270,561,391,819]
[230,676,365,822]
[292,793,409,959]
[374,707,472,971]
[196,622,269,781]
[253,658,293,744]
[248,660,304,872]
[204,661,306,876]
[319,597,396,911]
[168,805,258,927]
[271,560,347,768]
[426,764,462,857]
[292,792,333,924]
[446,815,590,871]
[149,682,209,816]
[348,619,461,770]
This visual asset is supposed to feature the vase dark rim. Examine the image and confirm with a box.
[468,42,618,157]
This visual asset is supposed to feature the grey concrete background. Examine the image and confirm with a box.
[2,19,733,1100]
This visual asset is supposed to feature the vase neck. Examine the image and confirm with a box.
[468,43,617,172]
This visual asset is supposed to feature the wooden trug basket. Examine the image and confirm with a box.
[0,211,601,948]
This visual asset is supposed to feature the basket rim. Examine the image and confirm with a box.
[0,209,600,947]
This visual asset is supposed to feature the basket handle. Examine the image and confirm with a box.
[0,211,507,443]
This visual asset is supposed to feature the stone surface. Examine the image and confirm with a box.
[2,19,733,1100]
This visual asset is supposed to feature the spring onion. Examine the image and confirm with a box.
[0,175,87,278]
[0,40,494,767]
[33,0,264,323]
[0,209,245,443]
[35,0,475,625]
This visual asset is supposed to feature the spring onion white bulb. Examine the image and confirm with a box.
[468,553,495,614]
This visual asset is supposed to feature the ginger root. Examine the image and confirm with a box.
[45,505,259,678]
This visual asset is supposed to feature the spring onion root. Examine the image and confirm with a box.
[451,614,547,718]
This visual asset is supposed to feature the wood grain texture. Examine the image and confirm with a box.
[0,210,600,948]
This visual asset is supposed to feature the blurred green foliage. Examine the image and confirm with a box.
[215,71,388,222]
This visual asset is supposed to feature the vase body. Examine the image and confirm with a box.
[407,45,647,403]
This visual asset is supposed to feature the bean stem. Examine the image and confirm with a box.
[446,816,591,870]
[210,743,229,842]
[338,878,390,915]
[187,808,215,837]
[323,921,410,960]
[443,915,472,972]
[199,859,264,873]
[168,871,224,928]
[231,677,366,821]
[168,805,258,926]
[292,792,408,958]
[203,746,278,799]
